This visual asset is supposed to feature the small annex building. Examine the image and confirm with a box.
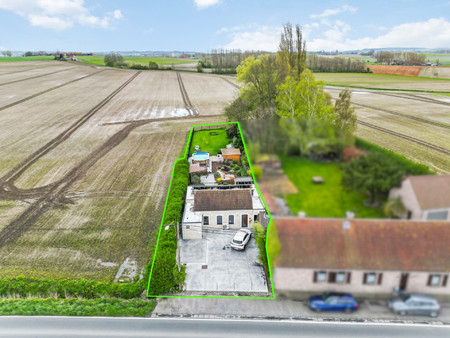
[389,175,450,221]
[274,218,450,300]
[221,148,241,162]
[181,186,266,239]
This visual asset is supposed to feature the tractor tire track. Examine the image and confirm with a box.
[0,64,60,77]
[219,76,240,90]
[374,92,450,107]
[0,70,105,112]
[353,102,450,130]
[0,71,141,185]
[0,120,149,248]
[177,72,198,115]
[0,67,78,87]
[357,120,450,155]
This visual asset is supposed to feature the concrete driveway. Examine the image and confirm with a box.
[179,228,269,294]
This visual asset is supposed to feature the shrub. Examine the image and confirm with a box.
[355,138,433,175]
[148,159,189,295]
[251,165,263,180]
[342,146,364,163]
[148,61,159,70]
[130,63,149,70]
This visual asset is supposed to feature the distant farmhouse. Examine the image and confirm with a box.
[389,175,450,221]
[274,218,450,299]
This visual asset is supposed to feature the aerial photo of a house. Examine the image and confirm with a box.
[177,125,271,295]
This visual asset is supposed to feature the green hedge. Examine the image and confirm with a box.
[148,159,189,295]
[0,276,145,299]
[355,137,434,175]
[0,298,155,317]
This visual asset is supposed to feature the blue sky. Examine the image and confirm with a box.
[0,0,449,52]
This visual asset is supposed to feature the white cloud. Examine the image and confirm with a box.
[0,0,123,30]
[220,25,281,51]
[194,0,221,10]
[307,17,450,51]
[310,5,357,19]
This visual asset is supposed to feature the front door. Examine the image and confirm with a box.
[242,214,248,227]
[399,273,409,291]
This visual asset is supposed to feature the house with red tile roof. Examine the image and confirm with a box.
[389,175,450,221]
[274,218,450,299]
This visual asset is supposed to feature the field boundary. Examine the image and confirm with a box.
[146,121,275,300]
[325,83,450,94]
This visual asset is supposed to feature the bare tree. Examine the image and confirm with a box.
[277,22,307,79]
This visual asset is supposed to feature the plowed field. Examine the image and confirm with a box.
[0,61,235,280]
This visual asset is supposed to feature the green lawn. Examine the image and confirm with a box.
[281,156,384,218]
[0,56,54,62]
[78,55,195,66]
[189,129,230,156]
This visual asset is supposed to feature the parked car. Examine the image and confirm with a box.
[389,293,441,317]
[309,292,359,313]
[230,229,252,251]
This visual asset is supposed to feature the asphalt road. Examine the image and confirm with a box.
[0,317,449,338]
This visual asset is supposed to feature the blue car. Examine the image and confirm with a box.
[309,292,359,313]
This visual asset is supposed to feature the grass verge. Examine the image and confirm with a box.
[0,56,54,62]
[0,298,155,317]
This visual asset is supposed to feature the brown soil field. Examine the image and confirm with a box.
[367,65,423,76]
[325,87,450,173]
[419,67,450,79]
[0,61,232,280]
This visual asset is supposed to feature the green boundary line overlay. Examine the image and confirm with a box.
[146,121,275,299]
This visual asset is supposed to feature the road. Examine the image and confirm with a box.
[0,317,449,338]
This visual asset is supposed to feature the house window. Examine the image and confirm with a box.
[363,272,383,285]
[203,216,209,225]
[229,215,234,224]
[314,271,351,283]
[336,272,346,283]
[217,215,223,225]
[314,271,327,282]
[426,211,448,220]
[428,274,448,287]
[254,215,258,222]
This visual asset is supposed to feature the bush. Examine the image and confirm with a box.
[130,63,149,70]
[252,165,263,180]
[355,138,433,175]
[148,61,159,70]
[148,159,189,295]
[104,53,124,67]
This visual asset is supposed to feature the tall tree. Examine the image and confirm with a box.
[277,22,307,79]
[333,89,357,134]
[276,70,334,120]
[1,50,12,57]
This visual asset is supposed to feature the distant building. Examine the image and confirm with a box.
[389,175,450,221]
[274,218,450,299]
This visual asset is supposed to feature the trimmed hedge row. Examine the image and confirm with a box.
[148,159,189,295]
[355,137,434,175]
[0,276,144,299]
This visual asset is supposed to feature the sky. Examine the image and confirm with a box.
[0,0,449,53]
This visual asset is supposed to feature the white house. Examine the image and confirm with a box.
[274,218,450,300]
[181,186,266,239]
[389,175,450,221]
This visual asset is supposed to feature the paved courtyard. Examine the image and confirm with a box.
[179,228,269,293]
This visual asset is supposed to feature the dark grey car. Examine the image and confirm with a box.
[389,293,441,317]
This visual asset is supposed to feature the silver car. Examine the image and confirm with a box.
[230,229,252,251]
[389,293,441,317]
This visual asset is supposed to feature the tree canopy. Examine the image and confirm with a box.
[342,152,403,204]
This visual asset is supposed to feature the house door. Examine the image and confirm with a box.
[399,273,409,291]
[242,215,248,227]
